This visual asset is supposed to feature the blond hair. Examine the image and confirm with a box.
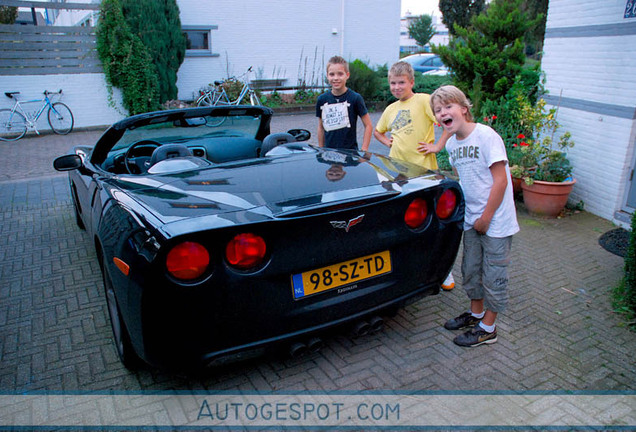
[326,55,349,73]
[388,61,414,82]
[430,85,474,122]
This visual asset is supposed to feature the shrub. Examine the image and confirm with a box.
[120,0,187,104]
[347,59,381,102]
[374,74,451,103]
[613,212,636,328]
[96,0,160,115]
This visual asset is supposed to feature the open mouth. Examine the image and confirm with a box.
[442,118,453,127]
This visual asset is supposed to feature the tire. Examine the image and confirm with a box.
[48,102,74,135]
[196,93,213,107]
[0,109,27,141]
[102,255,142,370]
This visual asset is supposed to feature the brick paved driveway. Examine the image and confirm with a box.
[1,113,634,396]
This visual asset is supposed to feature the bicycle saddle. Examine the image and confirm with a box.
[4,92,19,98]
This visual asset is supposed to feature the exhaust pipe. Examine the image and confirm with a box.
[350,320,371,338]
[307,337,324,353]
[289,342,307,358]
[369,315,385,333]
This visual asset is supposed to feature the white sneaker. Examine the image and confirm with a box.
[442,273,455,291]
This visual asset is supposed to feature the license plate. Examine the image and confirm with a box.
[291,251,392,299]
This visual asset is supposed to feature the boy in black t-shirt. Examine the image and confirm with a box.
[316,56,373,151]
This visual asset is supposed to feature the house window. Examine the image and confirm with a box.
[183,25,219,57]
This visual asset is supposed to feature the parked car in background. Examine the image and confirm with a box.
[401,53,445,74]
[53,105,465,372]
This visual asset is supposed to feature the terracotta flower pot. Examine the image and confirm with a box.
[511,175,523,195]
[521,179,576,218]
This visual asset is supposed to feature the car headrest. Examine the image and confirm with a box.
[150,144,193,166]
[261,133,296,156]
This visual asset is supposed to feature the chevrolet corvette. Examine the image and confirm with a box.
[53,105,464,371]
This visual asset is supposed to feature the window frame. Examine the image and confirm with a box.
[183,25,219,57]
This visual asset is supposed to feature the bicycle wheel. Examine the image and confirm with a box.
[48,102,74,135]
[0,109,27,141]
[196,92,213,107]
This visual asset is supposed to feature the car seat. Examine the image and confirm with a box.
[149,144,193,166]
[260,132,296,156]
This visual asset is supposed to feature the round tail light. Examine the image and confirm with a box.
[226,233,267,269]
[404,198,428,229]
[166,241,210,280]
[437,189,458,219]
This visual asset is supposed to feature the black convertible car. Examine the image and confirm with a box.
[54,105,464,371]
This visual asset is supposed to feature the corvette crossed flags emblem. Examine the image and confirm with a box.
[330,214,365,232]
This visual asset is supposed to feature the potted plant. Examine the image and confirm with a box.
[516,99,576,218]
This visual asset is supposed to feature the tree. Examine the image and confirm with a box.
[438,0,486,36]
[521,0,548,57]
[434,0,542,111]
[0,6,18,24]
[96,0,160,114]
[408,14,436,49]
[120,0,187,104]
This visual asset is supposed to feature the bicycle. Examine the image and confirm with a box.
[0,89,74,141]
[196,66,261,107]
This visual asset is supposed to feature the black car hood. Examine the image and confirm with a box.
[111,149,443,233]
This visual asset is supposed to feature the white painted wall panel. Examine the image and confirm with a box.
[544,0,628,27]
[0,74,125,132]
[542,0,636,225]
[176,0,400,101]
[542,36,636,107]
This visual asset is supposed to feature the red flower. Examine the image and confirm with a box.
[483,117,489,122]
[520,141,529,146]
[517,133,526,139]
[491,115,497,120]
[513,144,518,147]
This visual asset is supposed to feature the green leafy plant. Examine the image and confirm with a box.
[612,212,636,328]
[96,0,160,115]
[0,6,18,24]
[347,59,381,103]
[435,0,543,112]
[120,0,187,104]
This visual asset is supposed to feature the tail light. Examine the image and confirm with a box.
[166,241,210,280]
[404,198,428,229]
[226,233,267,270]
[437,189,458,219]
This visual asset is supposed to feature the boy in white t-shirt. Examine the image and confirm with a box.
[429,85,520,347]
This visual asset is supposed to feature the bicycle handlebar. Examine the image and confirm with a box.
[44,89,63,96]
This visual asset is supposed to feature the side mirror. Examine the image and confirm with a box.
[287,129,311,142]
[53,154,82,171]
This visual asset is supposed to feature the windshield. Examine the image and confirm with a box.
[111,113,263,152]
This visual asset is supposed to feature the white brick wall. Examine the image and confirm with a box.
[0,74,125,131]
[542,0,628,27]
[542,0,636,225]
[176,0,401,101]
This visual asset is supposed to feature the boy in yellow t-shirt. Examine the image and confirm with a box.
[373,61,448,171]
[374,60,454,291]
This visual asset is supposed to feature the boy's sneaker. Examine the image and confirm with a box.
[453,327,498,347]
[443,312,480,330]
[441,273,455,291]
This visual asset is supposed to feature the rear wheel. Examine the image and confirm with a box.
[48,102,74,135]
[196,92,213,107]
[102,255,142,370]
[0,109,27,141]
